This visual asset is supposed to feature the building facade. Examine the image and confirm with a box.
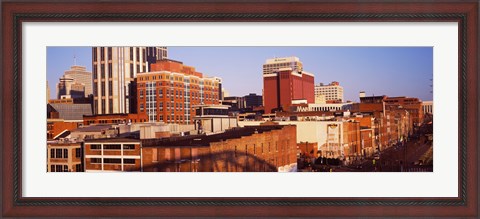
[83,138,142,172]
[263,67,315,113]
[314,81,344,103]
[92,47,166,115]
[136,59,221,124]
[422,101,433,115]
[142,124,298,172]
[47,142,83,172]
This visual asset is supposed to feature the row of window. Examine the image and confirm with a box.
[50,148,81,159]
[50,164,82,172]
[90,158,136,164]
[89,144,136,150]
[139,77,217,87]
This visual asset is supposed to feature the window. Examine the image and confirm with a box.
[50,148,55,158]
[108,63,112,78]
[123,144,135,150]
[55,149,62,158]
[104,158,121,164]
[124,159,136,164]
[101,83,105,96]
[140,90,144,99]
[108,81,113,96]
[90,144,101,150]
[50,165,55,172]
[93,48,97,61]
[130,64,134,78]
[109,99,113,114]
[100,47,105,61]
[75,164,82,172]
[101,64,105,79]
[56,165,62,172]
[62,149,68,158]
[104,144,121,150]
[108,47,112,60]
[136,48,140,62]
[64,165,69,172]
[90,158,102,164]
[130,47,133,60]
[75,148,81,158]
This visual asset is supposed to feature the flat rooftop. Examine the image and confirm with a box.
[143,125,288,148]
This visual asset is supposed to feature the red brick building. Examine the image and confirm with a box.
[137,59,221,124]
[83,138,142,172]
[263,67,315,113]
[141,125,298,172]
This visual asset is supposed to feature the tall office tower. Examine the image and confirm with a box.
[146,47,168,67]
[56,76,86,99]
[63,65,93,97]
[262,56,303,75]
[137,59,221,124]
[263,57,314,113]
[92,47,167,115]
[315,81,344,103]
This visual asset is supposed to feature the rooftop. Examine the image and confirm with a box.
[73,124,113,132]
[143,125,289,148]
[84,137,140,143]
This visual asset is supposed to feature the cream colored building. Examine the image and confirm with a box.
[63,65,93,97]
[262,56,303,75]
[92,47,166,114]
[422,101,433,114]
[315,81,344,102]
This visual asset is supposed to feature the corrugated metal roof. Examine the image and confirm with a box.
[49,103,92,120]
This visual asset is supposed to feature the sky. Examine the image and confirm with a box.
[47,47,433,102]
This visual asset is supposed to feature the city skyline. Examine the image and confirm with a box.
[47,46,433,102]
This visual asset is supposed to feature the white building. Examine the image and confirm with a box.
[92,47,166,114]
[239,120,359,159]
[295,102,353,112]
[262,56,303,75]
[422,101,433,114]
[315,81,344,102]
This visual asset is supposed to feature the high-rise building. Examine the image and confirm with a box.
[56,76,85,99]
[263,56,303,75]
[263,59,315,113]
[136,59,221,124]
[92,47,166,115]
[63,65,93,97]
[56,76,72,98]
[146,47,168,65]
[314,81,344,103]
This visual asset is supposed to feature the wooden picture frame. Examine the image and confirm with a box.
[1,0,478,217]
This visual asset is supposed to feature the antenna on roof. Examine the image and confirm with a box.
[73,54,77,66]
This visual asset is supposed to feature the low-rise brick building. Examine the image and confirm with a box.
[141,124,297,172]
[83,138,142,172]
[47,141,83,172]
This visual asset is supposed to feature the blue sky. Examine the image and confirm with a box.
[47,47,433,102]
